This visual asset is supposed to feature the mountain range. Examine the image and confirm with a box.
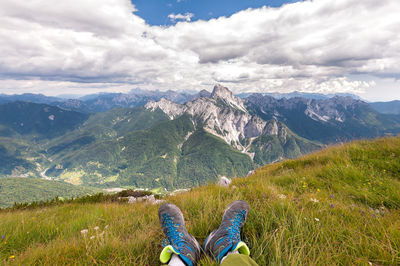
[0,84,399,192]
[0,89,195,113]
[3,89,398,114]
[246,94,400,143]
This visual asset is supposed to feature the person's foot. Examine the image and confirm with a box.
[158,203,201,266]
[203,200,250,263]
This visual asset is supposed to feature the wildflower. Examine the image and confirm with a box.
[310,198,319,203]
[90,236,95,240]
[9,255,15,259]
[330,194,334,199]
[317,189,320,192]
[94,226,100,231]
[80,229,88,236]
[314,218,320,222]
[1,235,4,240]
[104,225,109,230]
[278,194,286,199]
[330,204,335,208]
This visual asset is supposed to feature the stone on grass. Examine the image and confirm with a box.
[247,170,255,177]
[127,195,165,205]
[218,176,231,187]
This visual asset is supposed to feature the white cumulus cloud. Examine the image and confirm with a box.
[0,0,398,98]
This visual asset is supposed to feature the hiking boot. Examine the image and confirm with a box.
[203,200,250,263]
[158,203,201,266]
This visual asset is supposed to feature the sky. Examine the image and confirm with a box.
[133,0,300,26]
[0,0,399,101]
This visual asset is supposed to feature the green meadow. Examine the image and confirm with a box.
[1,137,399,265]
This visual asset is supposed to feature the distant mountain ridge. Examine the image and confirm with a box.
[0,90,196,113]
[245,94,400,143]
[1,89,396,116]
[1,84,399,191]
[237,91,362,100]
[0,93,63,105]
[370,100,400,115]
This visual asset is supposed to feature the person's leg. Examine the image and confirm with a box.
[203,200,258,265]
[158,203,201,266]
[220,253,259,266]
[168,254,186,266]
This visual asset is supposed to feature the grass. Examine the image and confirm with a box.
[1,137,400,265]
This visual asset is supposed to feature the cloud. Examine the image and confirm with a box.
[0,0,399,98]
[168,13,194,22]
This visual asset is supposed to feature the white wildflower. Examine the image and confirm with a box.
[314,218,320,222]
[94,226,100,231]
[278,194,286,199]
[90,236,95,240]
[80,229,88,236]
[310,198,319,203]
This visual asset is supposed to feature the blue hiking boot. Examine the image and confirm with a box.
[203,200,250,263]
[158,203,201,266]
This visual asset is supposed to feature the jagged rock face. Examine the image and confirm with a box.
[211,84,247,112]
[145,98,185,119]
[144,84,323,165]
[303,96,365,123]
[246,94,365,124]
[145,84,276,151]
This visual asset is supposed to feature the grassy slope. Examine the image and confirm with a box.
[178,129,253,187]
[1,137,400,265]
[0,178,99,208]
[46,115,253,189]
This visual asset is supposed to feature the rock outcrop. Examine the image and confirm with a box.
[146,84,280,152]
[145,84,322,164]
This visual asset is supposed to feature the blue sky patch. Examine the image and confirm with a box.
[132,0,302,25]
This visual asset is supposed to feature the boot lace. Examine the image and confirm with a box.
[227,210,246,243]
[161,213,190,251]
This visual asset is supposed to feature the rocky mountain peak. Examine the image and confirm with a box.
[211,84,247,112]
[211,84,234,99]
